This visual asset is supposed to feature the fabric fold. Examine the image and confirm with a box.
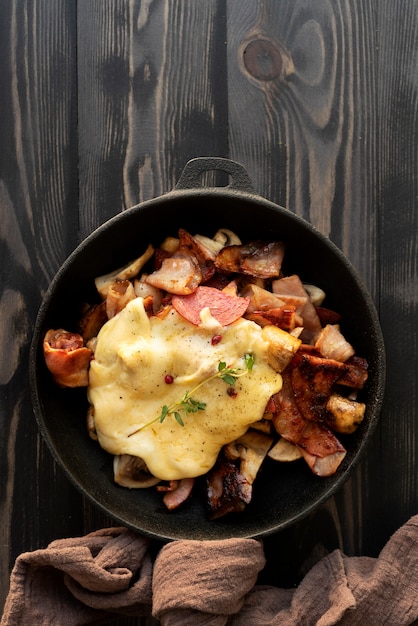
[1,527,153,625]
[152,538,266,625]
[2,515,418,626]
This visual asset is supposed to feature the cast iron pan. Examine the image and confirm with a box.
[30,157,386,541]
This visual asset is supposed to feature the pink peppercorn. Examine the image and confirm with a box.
[164,375,174,384]
[211,334,222,345]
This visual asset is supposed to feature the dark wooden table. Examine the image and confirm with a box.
[1,2,417,624]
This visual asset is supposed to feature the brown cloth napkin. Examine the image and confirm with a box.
[2,515,418,625]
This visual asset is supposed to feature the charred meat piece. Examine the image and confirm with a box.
[78,301,107,342]
[314,324,355,362]
[177,229,217,283]
[106,279,136,319]
[206,455,252,519]
[271,369,347,477]
[338,356,369,389]
[215,240,285,279]
[246,307,298,332]
[296,420,346,476]
[145,252,202,295]
[272,274,322,343]
[290,352,349,422]
[271,371,308,443]
[145,228,222,295]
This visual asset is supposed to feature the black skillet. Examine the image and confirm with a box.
[30,157,386,541]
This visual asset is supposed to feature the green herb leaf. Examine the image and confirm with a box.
[245,353,255,371]
[160,405,169,422]
[220,373,237,386]
[174,412,184,426]
[128,354,254,435]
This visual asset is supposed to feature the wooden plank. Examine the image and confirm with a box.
[351,0,418,556]
[77,0,228,241]
[226,0,379,283]
[226,0,381,568]
[0,0,82,612]
[227,0,418,570]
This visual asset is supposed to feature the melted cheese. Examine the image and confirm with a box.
[88,297,282,480]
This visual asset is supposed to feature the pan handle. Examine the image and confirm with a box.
[175,157,254,193]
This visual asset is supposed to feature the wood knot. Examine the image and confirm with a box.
[242,38,293,82]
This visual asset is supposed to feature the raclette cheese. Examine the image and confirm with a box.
[88,297,282,481]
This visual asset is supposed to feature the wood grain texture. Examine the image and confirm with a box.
[0,0,84,614]
[227,0,379,279]
[0,0,417,622]
[77,0,228,238]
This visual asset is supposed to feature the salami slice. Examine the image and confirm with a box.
[172,286,250,326]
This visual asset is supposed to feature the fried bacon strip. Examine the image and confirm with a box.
[78,302,107,342]
[314,324,355,362]
[296,421,347,477]
[271,370,347,476]
[145,229,219,295]
[215,240,285,278]
[272,274,322,342]
[206,455,252,519]
[145,252,202,295]
[43,329,92,387]
[106,279,136,319]
[157,478,196,510]
[290,351,349,422]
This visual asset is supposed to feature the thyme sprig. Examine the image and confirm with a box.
[128,353,254,436]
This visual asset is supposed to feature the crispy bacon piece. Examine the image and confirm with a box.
[206,455,252,519]
[290,352,348,422]
[242,282,304,331]
[271,369,347,477]
[271,372,307,442]
[215,240,285,278]
[314,324,355,363]
[145,252,202,295]
[246,308,297,332]
[299,445,346,477]
[106,279,136,319]
[43,329,92,387]
[338,356,369,389]
[177,229,216,283]
[272,275,322,343]
[133,278,163,314]
[78,301,107,341]
[315,306,342,325]
[296,421,346,476]
[271,345,367,477]
[145,229,219,295]
[157,478,196,510]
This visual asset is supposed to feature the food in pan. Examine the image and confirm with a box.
[43,228,368,519]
